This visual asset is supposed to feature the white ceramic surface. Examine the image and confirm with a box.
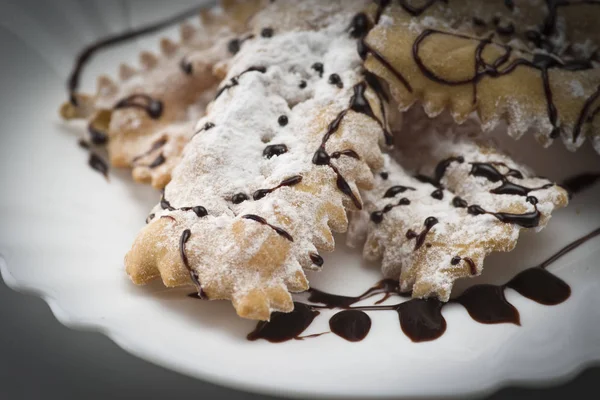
[1,1,599,398]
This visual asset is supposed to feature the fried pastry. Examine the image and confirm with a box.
[60,0,265,188]
[361,0,600,154]
[125,0,391,320]
[356,112,568,301]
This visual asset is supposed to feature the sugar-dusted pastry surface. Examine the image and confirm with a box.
[363,0,600,154]
[60,0,264,188]
[352,110,568,301]
[125,0,391,320]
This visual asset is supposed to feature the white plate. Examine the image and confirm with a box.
[1,1,600,398]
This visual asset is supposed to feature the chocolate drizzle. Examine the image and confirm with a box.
[415,156,464,188]
[88,153,109,179]
[263,144,288,159]
[215,66,267,100]
[560,172,600,197]
[309,252,324,268]
[452,196,468,208]
[148,153,166,168]
[253,175,303,200]
[383,185,416,198]
[241,214,293,242]
[328,73,344,88]
[132,137,167,163]
[366,1,600,143]
[247,303,319,342]
[406,216,438,250]
[231,193,249,204]
[245,227,600,343]
[159,193,208,218]
[114,94,163,119]
[179,229,207,299]
[311,79,395,209]
[87,124,108,145]
[66,4,206,104]
[467,196,541,229]
[311,62,324,77]
[470,162,554,196]
[370,197,410,224]
[329,310,371,342]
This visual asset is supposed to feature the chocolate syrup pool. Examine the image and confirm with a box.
[243,227,600,343]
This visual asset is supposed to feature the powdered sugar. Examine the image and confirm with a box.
[130,0,386,318]
[352,109,568,301]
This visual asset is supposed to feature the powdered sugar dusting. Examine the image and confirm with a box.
[128,0,387,319]
[353,110,568,301]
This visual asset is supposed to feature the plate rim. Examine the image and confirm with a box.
[2,253,599,400]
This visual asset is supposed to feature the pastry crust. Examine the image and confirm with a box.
[354,109,568,301]
[125,0,388,320]
[363,0,600,154]
[60,0,265,188]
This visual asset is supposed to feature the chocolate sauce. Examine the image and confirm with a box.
[329,310,371,342]
[179,57,193,74]
[349,12,371,39]
[66,4,206,104]
[452,196,468,208]
[457,285,519,325]
[247,303,319,342]
[573,84,600,142]
[241,214,293,242]
[277,115,288,126]
[231,193,249,204]
[507,267,570,305]
[450,256,477,274]
[228,39,241,55]
[148,153,166,168]
[383,185,416,198]
[362,71,393,145]
[431,188,444,200]
[87,123,108,145]
[470,162,554,196]
[370,197,410,224]
[88,153,109,179]
[560,172,600,197]
[263,144,288,159]
[407,216,438,250]
[309,252,324,267]
[330,149,360,160]
[468,196,541,229]
[214,66,267,100]
[312,97,364,209]
[311,62,324,77]
[160,195,176,211]
[132,137,168,163]
[114,94,163,119]
[328,73,343,88]
[397,299,446,342]
[358,39,413,94]
[244,227,600,344]
[179,229,207,299]
[253,175,303,200]
[179,206,208,218]
[261,27,274,38]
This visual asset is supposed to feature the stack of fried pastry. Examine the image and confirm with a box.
[62,0,600,320]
